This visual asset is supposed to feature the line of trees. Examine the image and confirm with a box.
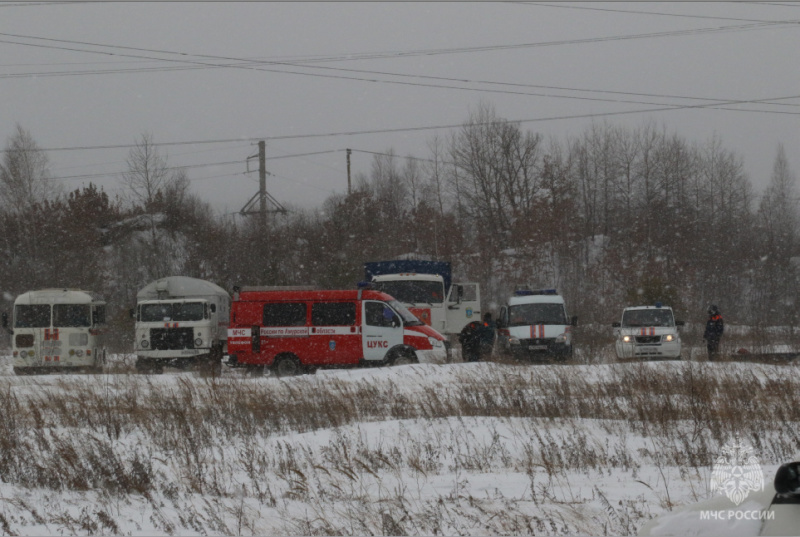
[1,104,797,351]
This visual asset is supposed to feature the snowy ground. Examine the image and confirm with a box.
[0,352,797,536]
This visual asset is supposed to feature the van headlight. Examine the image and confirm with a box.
[428,336,442,348]
[555,332,568,343]
[141,340,149,349]
[622,335,632,343]
[194,338,203,347]
[509,337,520,345]
[664,334,674,342]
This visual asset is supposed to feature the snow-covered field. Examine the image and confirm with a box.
[0,353,797,536]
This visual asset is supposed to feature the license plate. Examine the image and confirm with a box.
[528,345,547,350]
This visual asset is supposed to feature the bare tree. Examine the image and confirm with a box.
[0,124,57,214]
[121,133,186,280]
[449,102,543,246]
[122,133,178,211]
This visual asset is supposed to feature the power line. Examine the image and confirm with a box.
[53,151,344,181]
[1,23,797,121]
[518,2,795,23]
[6,91,799,158]
[1,19,796,79]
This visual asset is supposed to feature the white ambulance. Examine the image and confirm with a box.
[496,289,577,359]
[612,304,684,360]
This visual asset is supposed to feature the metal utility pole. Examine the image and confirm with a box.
[258,140,267,229]
[241,140,286,223]
[346,148,352,195]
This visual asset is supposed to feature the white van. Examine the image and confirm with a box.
[612,304,684,359]
[496,289,577,359]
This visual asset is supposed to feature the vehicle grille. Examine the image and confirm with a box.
[150,328,195,350]
[635,336,661,344]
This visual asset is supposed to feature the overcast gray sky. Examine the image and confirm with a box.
[2,2,798,216]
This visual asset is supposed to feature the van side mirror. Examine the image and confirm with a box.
[676,320,685,327]
[612,322,620,328]
[210,304,216,313]
[775,462,800,496]
[571,316,578,327]
[129,308,136,319]
[1,312,7,329]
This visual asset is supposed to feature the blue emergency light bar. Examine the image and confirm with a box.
[356,281,373,289]
[515,288,557,296]
[655,302,663,308]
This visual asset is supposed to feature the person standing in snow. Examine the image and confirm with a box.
[479,312,496,359]
[703,305,724,360]
[459,321,482,362]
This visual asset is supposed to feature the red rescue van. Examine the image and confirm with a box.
[226,286,447,376]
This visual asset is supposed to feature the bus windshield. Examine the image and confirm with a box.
[53,304,91,327]
[508,303,567,327]
[140,302,205,322]
[373,280,444,304]
[15,304,51,328]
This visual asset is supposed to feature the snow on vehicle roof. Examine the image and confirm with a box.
[371,273,444,282]
[508,293,565,306]
[14,289,103,305]
[137,276,229,300]
[623,305,674,311]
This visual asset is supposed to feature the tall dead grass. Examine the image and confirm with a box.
[0,360,796,535]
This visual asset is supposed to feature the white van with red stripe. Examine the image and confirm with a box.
[226,286,447,376]
[496,289,577,359]
[612,304,684,359]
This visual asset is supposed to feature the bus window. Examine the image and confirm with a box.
[54,304,91,327]
[14,305,51,328]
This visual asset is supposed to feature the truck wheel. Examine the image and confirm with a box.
[272,355,302,377]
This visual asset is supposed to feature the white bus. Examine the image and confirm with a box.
[4,289,107,375]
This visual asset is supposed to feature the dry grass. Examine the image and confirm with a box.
[0,357,796,535]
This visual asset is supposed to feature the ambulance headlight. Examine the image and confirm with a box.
[622,335,632,343]
[555,332,568,343]
[509,337,520,345]
[141,340,149,349]
[194,338,203,347]
[428,336,442,348]
[664,334,674,342]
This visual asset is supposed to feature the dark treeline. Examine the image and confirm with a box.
[1,105,797,351]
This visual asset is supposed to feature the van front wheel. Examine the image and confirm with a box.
[272,355,302,377]
[391,349,418,366]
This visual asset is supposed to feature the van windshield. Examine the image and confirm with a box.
[387,299,424,326]
[508,303,567,326]
[622,309,674,327]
